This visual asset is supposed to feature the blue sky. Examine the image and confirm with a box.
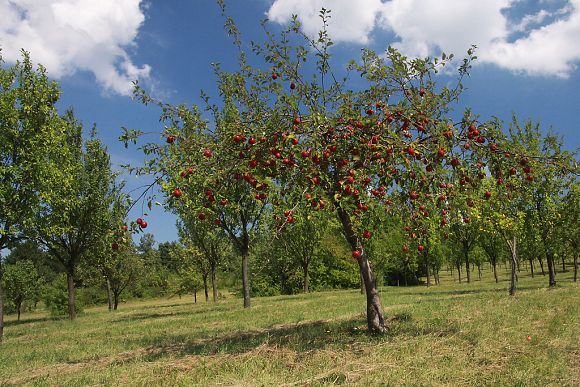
[1,0,579,245]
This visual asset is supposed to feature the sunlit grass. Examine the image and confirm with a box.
[1,266,578,385]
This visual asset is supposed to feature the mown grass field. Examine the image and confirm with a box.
[1,267,578,386]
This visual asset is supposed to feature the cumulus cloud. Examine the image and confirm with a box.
[0,0,150,95]
[267,0,580,78]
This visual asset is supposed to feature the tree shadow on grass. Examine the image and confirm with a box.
[128,313,461,363]
[390,284,541,298]
[4,315,66,327]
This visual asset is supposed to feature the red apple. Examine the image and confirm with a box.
[418,245,424,252]
[290,82,296,90]
[166,135,176,144]
[271,72,278,80]
[352,250,362,259]
[484,191,492,199]
[172,188,182,198]
[203,149,212,158]
[363,230,372,239]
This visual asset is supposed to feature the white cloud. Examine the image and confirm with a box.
[267,0,580,78]
[0,0,150,95]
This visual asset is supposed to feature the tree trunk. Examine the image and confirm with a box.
[425,253,431,287]
[529,259,534,278]
[573,254,578,282]
[113,291,119,310]
[434,268,440,285]
[203,274,209,302]
[106,278,113,311]
[242,249,251,308]
[360,273,365,294]
[0,267,4,342]
[465,254,471,284]
[193,290,197,303]
[302,263,309,293]
[509,236,517,296]
[492,258,498,283]
[337,207,385,334]
[211,262,218,303]
[456,261,462,283]
[547,253,556,288]
[66,271,76,320]
[561,255,566,272]
[17,300,22,321]
[538,256,545,275]
[477,263,482,280]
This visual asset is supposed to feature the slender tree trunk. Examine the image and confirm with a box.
[529,259,534,278]
[509,236,517,296]
[465,249,471,284]
[17,301,22,321]
[425,253,431,287]
[561,255,566,272]
[241,249,251,308]
[66,271,76,320]
[573,253,578,282]
[113,291,119,310]
[547,253,556,288]
[492,258,498,283]
[337,207,385,333]
[211,263,218,303]
[106,278,113,311]
[456,261,462,283]
[203,274,209,302]
[302,263,309,293]
[477,263,482,280]
[538,256,545,275]
[193,290,197,303]
[0,267,4,342]
[434,267,440,285]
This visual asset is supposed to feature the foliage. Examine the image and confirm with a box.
[2,260,42,317]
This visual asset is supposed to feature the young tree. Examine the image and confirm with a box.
[0,52,66,341]
[2,260,42,321]
[35,118,120,320]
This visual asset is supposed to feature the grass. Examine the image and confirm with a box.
[1,267,578,386]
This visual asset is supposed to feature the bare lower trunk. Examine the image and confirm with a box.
[456,262,462,283]
[360,273,365,294]
[425,253,431,287]
[492,259,498,283]
[561,255,566,272]
[477,264,482,280]
[302,264,309,293]
[434,268,440,285]
[529,259,534,278]
[538,256,545,275]
[113,291,119,310]
[242,249,251,308]
[547,253,556,288]
[106,278,113,311]
[193,290,197,303]
[509,236,517,296]
[573,254,578,282]
[465,251,471,284]
[17,301,22,321]
[67,271,76,320]
[211,263,218,303]
[338,207,385,334]
[203,274,209,302]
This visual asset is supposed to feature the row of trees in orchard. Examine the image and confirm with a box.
[125,7,577,334]
[0,52,133,341]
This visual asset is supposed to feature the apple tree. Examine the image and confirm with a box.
[0,52,67,341]
[126,7,574,333]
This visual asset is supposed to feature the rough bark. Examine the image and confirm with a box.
[337,207,385,334]
[66,271,76,320]
[113,291,119,310]
[106,278,113,311]
[211,262,218,303]
[242,249,251,308]
[547,253,556,288]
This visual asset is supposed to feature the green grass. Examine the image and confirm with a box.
[1,267,578,386]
